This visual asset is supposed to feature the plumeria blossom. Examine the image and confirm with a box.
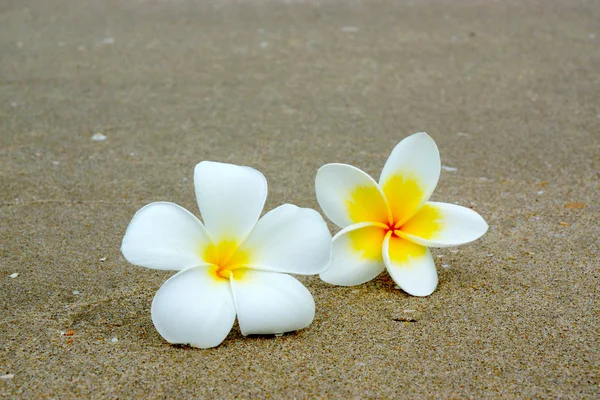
[121,162,332,348]
[315,132,488,296]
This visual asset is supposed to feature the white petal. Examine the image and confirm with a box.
[320,223,386,286]
[315,163,390,228]
[383,234,438,296]
[240,204,332,275]
[379,132,441,225]
[400,202,489,247]
[231,270,315,335]
[194,161,267,243]
[121,202,211,271]
[151,266,236,348]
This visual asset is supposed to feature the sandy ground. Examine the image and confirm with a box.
[1,0,599,398]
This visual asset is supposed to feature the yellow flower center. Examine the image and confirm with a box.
[346,174,443,263]
[202,240,251,281]
[387,203,442,242]
[386,221,402,238]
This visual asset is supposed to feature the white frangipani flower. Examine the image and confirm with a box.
[315,132,488,296]
[122,161,332,348]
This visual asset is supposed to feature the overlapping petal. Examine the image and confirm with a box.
[151,266,236,348]
[121,202,211,271]
[315,163,390,228]
[383,234,438,296]
[400,202,489,247]
[231,270,315,336]
[194,161,267,244]
[240,204,332,275]
[379,132,441,225]
[320,223,386,286]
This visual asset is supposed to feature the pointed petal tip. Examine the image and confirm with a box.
[482,217,490,233]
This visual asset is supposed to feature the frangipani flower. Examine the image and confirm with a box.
[121,162,332,348]
[315,132,488,296]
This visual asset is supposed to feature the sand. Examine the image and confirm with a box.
[1,0,598,397]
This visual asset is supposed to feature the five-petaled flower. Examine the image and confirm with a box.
[315,132,488,296]
[122,161,332,348]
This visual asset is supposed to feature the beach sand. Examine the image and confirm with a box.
[1,0,598,397]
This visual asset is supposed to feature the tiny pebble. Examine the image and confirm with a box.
[17,41,24,48]
[479,177,489,181]
[403,309,416,313]
[274,333,284,337]
[442,263,450,268]
[72,290,80,295]
[58,41,65,47]
[91,133,107,141]
[259,41,268,48]
[537,190,544,195]
[589,33,596,39]
[487,254,494,257]
[341,26,359,33]
[11,102,18,108]
[77,45,87,51]
[52,161,60,166]
[0,374,14,380]
[9,273,19,278]
[99,257,107,262]
[441,165,457,172]
[111,337,118,343]
[101,37,115,45]
[60,331,66,336]
[450,249,459,254]
[394,285,401,290]
[457,132,471,137]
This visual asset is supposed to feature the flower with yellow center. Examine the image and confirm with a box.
[315,132,488,296]
[121,161,332,348]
